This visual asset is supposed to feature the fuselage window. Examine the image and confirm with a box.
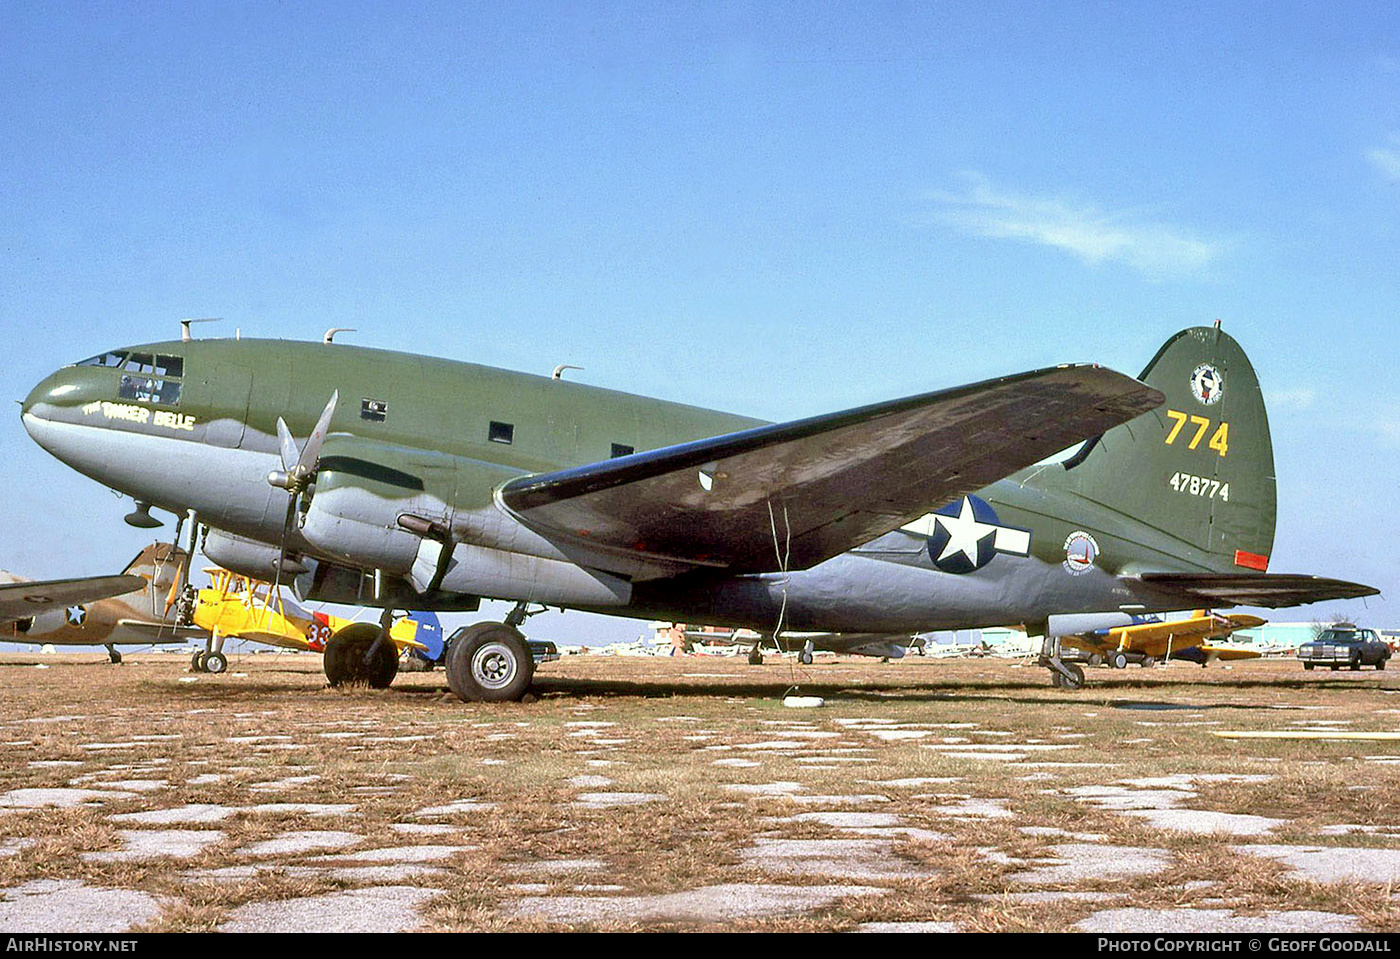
[489,421,514,445]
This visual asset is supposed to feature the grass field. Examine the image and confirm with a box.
[2,649,1398,932]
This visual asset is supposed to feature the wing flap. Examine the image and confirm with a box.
[500,364,1162,573]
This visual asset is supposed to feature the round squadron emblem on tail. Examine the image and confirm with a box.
[1190,363,1224,406]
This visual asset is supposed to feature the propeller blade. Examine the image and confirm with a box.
[296,390,339,478]
[277,417,300,474]
[267,392,338,492]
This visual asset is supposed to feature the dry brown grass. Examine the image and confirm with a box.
[2,650,1399,931]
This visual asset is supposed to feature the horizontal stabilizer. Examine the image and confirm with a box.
[500,364,1163,574]
[1133,572,1379,609]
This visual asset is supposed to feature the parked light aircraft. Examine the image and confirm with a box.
[1060,610,1266,669]
[20,323,1377,697]
[0,544,204,662]
[183,566,434,677]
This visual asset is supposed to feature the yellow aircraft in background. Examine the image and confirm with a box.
[1062,610,1266,669]
[183,567,432,674]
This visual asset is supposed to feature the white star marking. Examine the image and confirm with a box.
[934,498,998,565]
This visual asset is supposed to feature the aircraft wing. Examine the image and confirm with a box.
[1079,612,1267,658]
[110,620,208,645]
[0,575,144,625]
[1197,643,1263,662]
[1133,573,1379,609]
[499,365,1163,574]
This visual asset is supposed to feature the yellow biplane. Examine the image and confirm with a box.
[1063,610,1266,669]
[184,567,432,673]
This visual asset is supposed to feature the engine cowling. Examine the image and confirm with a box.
[298,436,462,574]
[204,529,303,581]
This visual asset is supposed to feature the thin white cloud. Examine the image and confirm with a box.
[1365,134,1400,181]
[928,172,1222,279]
[1269,388,1316,411]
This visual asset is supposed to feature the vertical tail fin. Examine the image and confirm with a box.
[119,542,189,618]
[1046,325,1276,572]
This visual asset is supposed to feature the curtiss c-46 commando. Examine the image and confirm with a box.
[20,323,1376,698]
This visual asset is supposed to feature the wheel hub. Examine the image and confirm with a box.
[472,642,518,689]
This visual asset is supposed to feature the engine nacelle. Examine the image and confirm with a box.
[298,436,463,574]
[204,529,302,581]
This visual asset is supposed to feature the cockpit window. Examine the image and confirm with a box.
[117,353,185,405]
[76,351,128,368]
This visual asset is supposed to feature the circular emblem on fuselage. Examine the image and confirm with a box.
[1062,531,1100,575]
[65,605,87,627]
[1190,364,1223,406]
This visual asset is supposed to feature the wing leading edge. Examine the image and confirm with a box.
[0,575,145,625]
[499,364,1164,574]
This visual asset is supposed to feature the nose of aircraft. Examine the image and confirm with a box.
[22,367,74,426]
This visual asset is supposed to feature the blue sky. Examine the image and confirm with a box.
[2,1,1397,648]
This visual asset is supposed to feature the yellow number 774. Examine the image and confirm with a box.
[1164,409,1229,457]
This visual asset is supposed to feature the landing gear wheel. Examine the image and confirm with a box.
[1087,653,1103,668]
[324,623,400,689]
[1050,663,1085,690]
[203,651,227,674]
[1304,662,1315,670]
[191,651,207,672]
[799,649,813,666]
[748,649,764,666]
[1108,651,1128,670]
[108,648,122,665]
[445,623,533,702]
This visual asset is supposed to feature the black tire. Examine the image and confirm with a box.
[799,649,813,666]
[747,649,763,666]
[204,651,227,674]
[1109,652,1127,670]
[324,623,399,689]
[445,623,533,702]
[1351,655,1361,671]
[1378,657,1387,671]
[191,651,207,673]
[1304,662,1315,670]
[1050,663,1085,690]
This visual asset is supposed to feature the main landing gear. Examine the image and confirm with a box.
[1035,626,1085,691]
[319,602,543,702]
[323,609,400,690]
